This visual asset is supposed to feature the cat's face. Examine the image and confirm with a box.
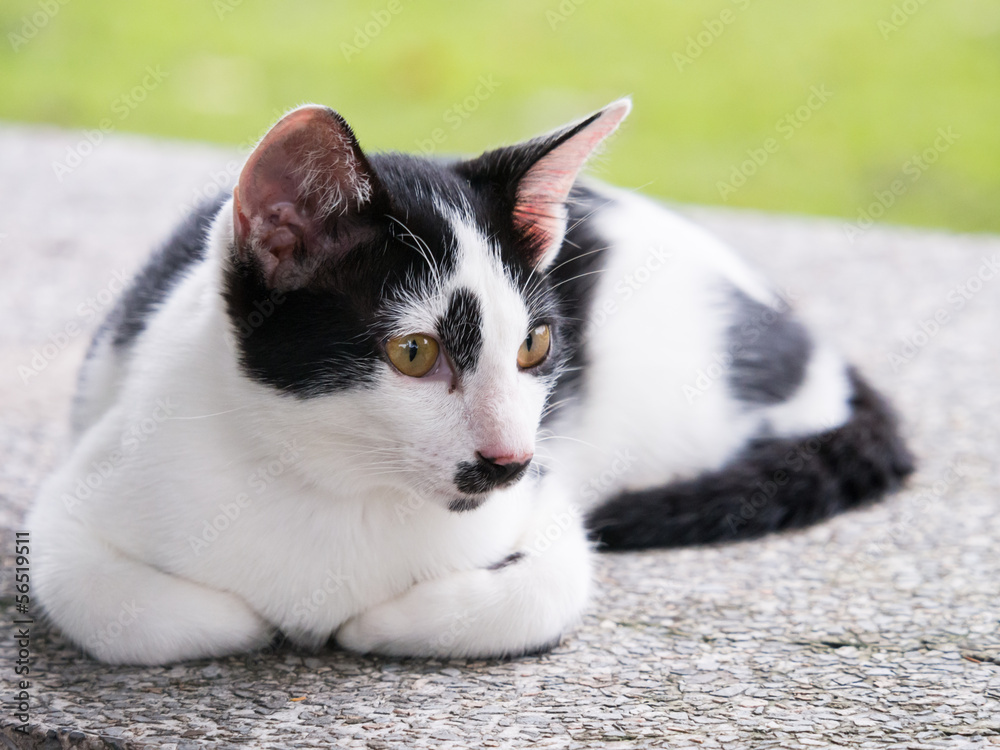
[222,102,628,510]
[348,200,561,511]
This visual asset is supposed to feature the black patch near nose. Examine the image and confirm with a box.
[726,287,813,406]
[453,454,531,496]
[437,287,483,373]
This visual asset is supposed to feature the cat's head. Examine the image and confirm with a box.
[222,100,629,511]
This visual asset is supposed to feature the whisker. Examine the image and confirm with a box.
[535,434,605,453]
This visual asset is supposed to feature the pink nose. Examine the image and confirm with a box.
[478,451,534,467]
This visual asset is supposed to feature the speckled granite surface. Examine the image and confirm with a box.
[1,125,998,749]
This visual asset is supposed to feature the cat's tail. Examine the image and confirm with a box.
[586,369,915,550]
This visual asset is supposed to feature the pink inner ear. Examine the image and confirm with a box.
[233,105,375,288]
[513,100,630,269]
[233,190,307,281]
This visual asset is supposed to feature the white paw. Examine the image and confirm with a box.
[335,564,583,659]
[334,572,483,657]
[334,608,393,655]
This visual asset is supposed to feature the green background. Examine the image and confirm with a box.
[2,0,997,233]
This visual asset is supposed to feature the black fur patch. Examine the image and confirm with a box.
[487,551,525,570]
[453,456,530,496]
[222,154,474,396]
[108,195,227,349]
[223,259,386,394]
[543,184,615,417]
[437,288,483,373]
[587,368,915,550]
[220,144,586,397]
[448,495,487,513]
[127,142,578,398]
[726,287,813,406]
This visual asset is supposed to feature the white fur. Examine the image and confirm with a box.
[29,184,852,664]
[539,185,852,508]
[30,203,584,663]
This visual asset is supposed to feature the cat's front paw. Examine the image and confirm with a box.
[335,605,403,655]
[335,561,586,659]
[335,570,489,658]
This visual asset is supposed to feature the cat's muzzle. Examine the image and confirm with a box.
[448,453,532,510]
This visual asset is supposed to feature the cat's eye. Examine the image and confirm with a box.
[386,334,440,377]
[517,324,551,369]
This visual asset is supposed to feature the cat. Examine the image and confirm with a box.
[28,99,913,665]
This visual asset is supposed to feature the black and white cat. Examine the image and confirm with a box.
[29,100,913,664]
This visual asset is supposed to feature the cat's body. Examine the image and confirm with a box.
[29,101,912,664]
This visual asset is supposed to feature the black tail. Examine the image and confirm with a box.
[587,369,915,550]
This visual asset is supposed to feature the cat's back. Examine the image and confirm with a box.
[544,181,910,548]
[72,195,227,435]
[547,183,830,489]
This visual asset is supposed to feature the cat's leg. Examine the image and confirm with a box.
[33,515,273,665]
[336,485,591,658]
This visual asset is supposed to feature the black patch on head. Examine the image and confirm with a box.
[220,138,595,398]
[107,194,227,349]
[588,368,915,550]
[451,147,597,386]
[224,256,386,394]
[437,288,483,373]
[726,287,813,406]
[222,153,479,397]
[221,143,575,398]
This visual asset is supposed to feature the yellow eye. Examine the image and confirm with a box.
[386,334,440,377]
[517,324,551,369]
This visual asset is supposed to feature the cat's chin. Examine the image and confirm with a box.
[447,495,490,513]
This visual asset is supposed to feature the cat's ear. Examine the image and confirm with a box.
[513,100,630,269]
[463,99,630,271]
[232,105,387,290]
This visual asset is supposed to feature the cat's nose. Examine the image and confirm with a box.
[479,450,533,467]
[475,451,533,485]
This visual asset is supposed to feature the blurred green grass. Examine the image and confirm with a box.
[2,0,997,233]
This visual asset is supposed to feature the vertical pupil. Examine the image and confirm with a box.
[525,332,533,351]
[407,339,418,362]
